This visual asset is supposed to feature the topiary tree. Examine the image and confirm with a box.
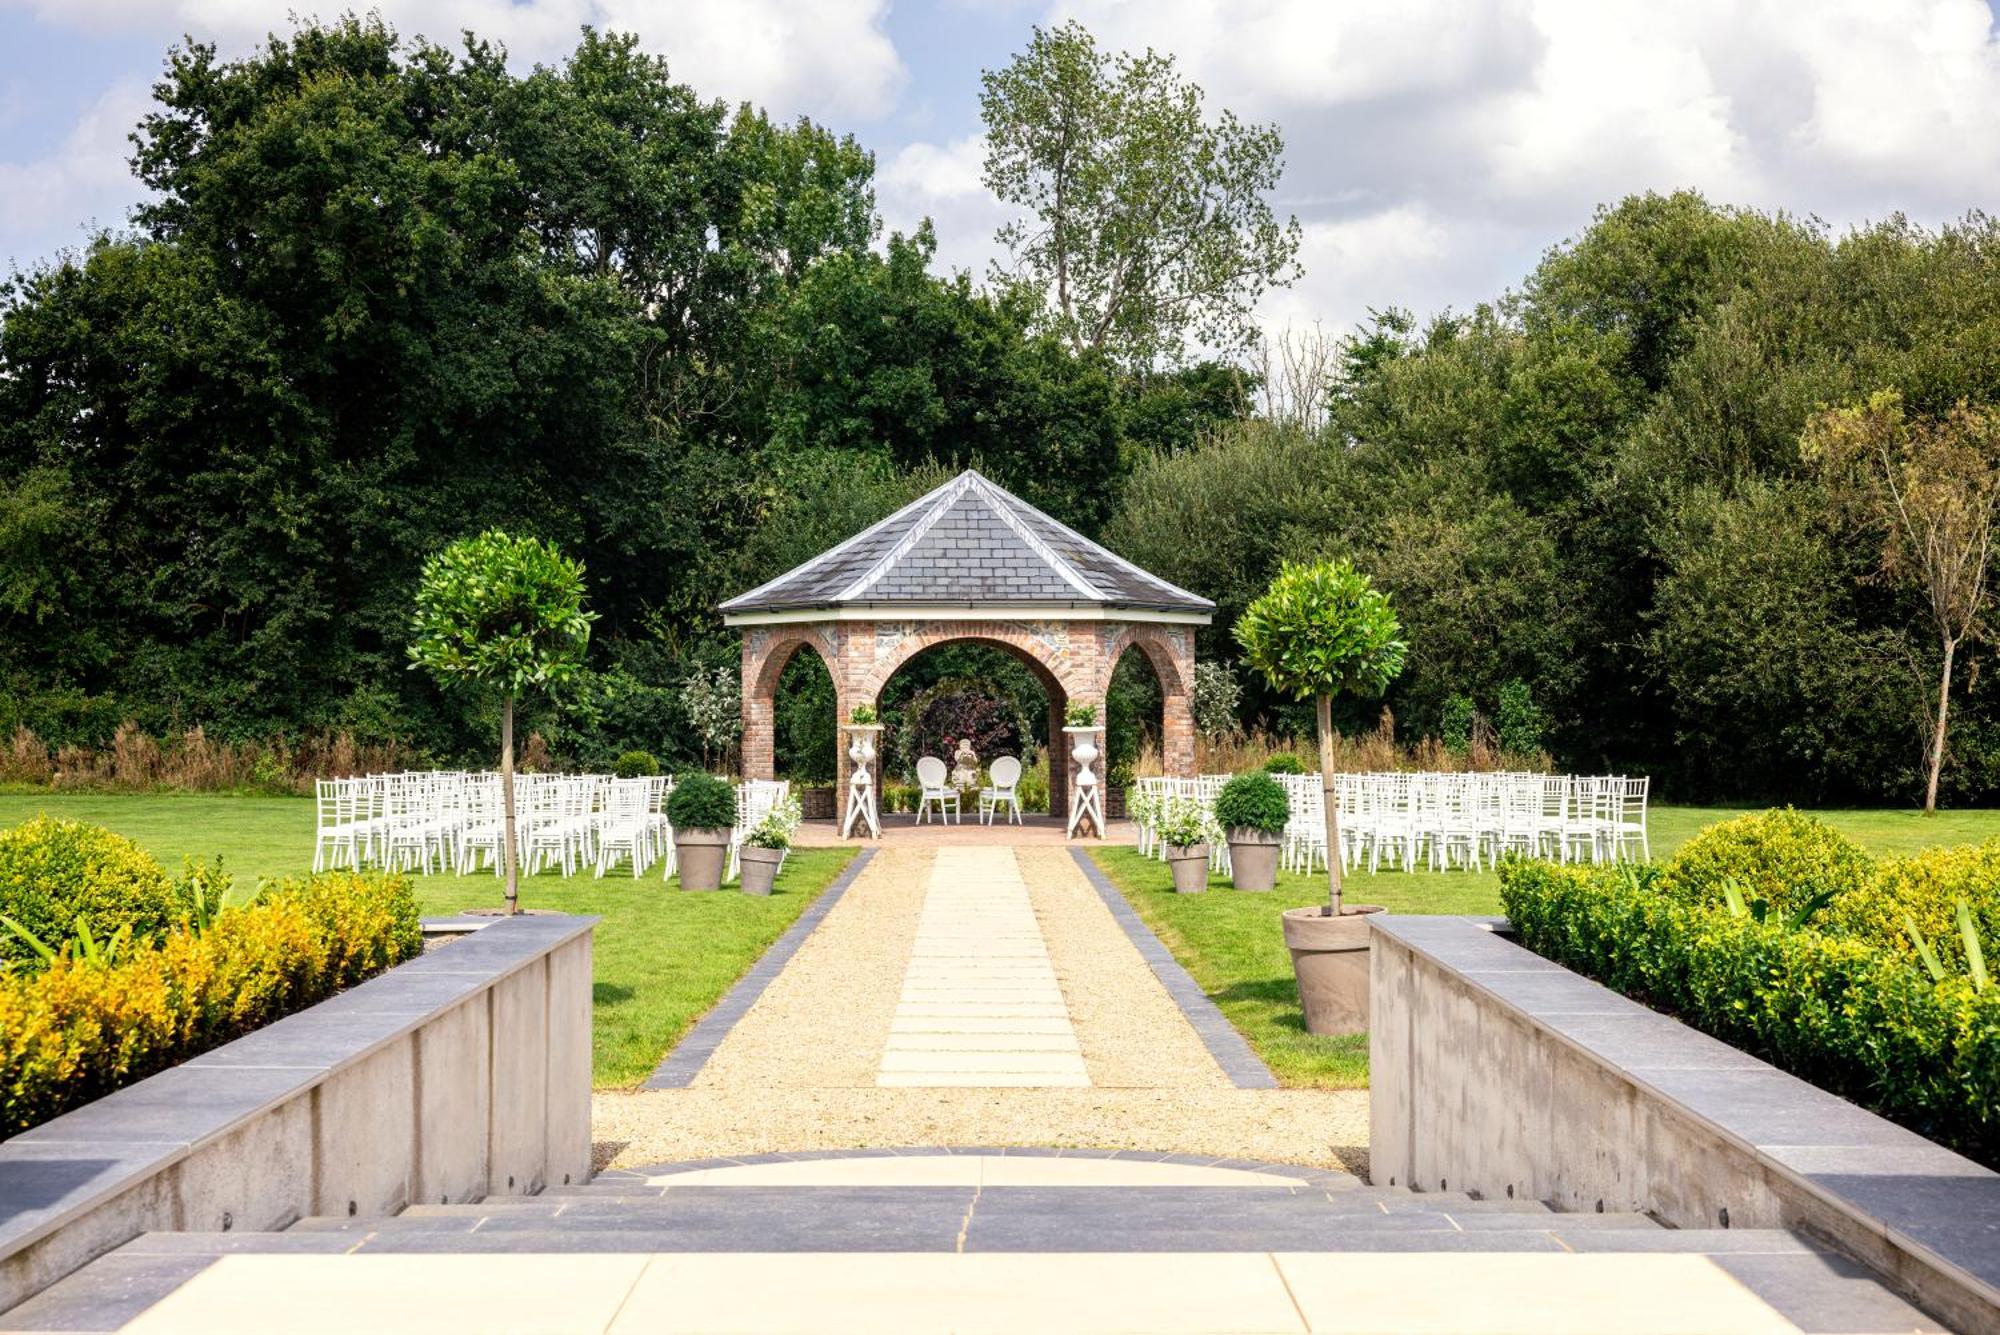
[409,531,594,915]
[1236,559,1406,915]
[0,817,178,969]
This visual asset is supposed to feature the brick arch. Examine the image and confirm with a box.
[739,626,841,783]
[1103,622,1197,778]
[853,620,1097,705]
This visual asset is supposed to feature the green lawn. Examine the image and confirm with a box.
[0,792,856,1088]
[1091,805,2000,1090]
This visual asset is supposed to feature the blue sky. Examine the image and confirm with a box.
[4,0,1999,342]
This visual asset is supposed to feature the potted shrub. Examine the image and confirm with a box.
[1158,797,1215,894]
[739,794,800,896]
[1214,771,1289,892]
[1237,559,1407,1034]
[668,772,736,890]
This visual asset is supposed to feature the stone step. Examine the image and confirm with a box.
[2,1232,1926,1335]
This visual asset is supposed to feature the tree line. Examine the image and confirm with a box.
[4,18,1999,804]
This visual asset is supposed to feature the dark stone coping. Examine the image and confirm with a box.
[616,1146,1355,1192]
[0,914,597,1270]
[1371,914,2000,1314]
[642,849,876,1089]
[1069,849,1279,1089]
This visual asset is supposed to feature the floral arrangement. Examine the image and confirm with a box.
[1156,796,1219,850]
[745,793,803,851]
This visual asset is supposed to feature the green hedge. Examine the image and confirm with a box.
[1499,856,1999,1164]
[0,870,422,1136]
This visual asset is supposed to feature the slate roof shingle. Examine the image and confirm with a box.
[719,470,1212,616]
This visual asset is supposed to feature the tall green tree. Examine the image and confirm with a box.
[980,20,1301,372]
[409,531,595,912]
[1236,560,1406,915]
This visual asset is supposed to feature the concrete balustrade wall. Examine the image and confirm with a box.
[0,914,596,1317]
[1368,914,2000,1335]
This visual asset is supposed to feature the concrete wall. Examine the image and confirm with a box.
[0,914,595,1316]
[1369,914,2000,1335]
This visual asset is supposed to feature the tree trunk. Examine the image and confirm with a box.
[1926,635,1956,815]
[1317,694,1343,917]
[501,693,519,915]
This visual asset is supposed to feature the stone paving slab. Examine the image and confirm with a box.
[68,1248,1916,1334]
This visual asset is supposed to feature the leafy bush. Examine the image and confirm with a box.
[745,794,802,851]
[0,870,421,1136]
[1500,858,1999,1164]
[1658,809,1873,918]
[1191,661,1242,739]
[1261,753,1308,775]
[1064,702,1098,727]
[612,750,661,778]
[1214,771,1290,835]
[0,817,181,971]
[1829,842,2000,971]
[1439,695,1476,755]
[1494,680,1545,755]
[667,772,736,830]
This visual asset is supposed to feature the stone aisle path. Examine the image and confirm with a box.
[880,847,1089,1087]
[592,844,1369,1171]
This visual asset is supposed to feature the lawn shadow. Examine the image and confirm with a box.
[593,982,636,1005]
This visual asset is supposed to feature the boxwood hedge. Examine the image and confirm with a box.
[1499,851,1999,1164]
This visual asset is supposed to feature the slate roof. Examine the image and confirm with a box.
[720,470,1213,617]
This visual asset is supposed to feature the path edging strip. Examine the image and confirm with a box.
[642,847,876,1089]
[1067,848,1279,1089]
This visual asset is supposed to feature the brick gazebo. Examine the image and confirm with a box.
[723,470,1212,821]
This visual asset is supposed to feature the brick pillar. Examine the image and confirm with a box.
[740,637,774,781]
[1047,694,1068,819]
[1162,691,1196,776]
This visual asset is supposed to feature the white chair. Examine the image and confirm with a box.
[594,778,653,877]
[980,756,1023,825]
[915,756,960,824]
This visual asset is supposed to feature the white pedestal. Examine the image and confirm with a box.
[1064,725,1105,839]
[841,724,884,839]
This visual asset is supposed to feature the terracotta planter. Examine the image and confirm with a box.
[1282,904,1385,1035]
[674,827,730,891]
[1166,842,1210,894]
[739,845,784,896]
[1227,828,1282,891]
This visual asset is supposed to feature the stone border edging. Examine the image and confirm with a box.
[642,848,876,1090]
[1068,848,1279,1090]
[609,1145,1349,1190]
[1370,913,2000,1335]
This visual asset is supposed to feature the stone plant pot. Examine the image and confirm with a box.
[1227,828,1282,892]
[1282,904,1386,1035]
[674,827,730,891]
[738,845,784,896]
[1166,842,1210,894]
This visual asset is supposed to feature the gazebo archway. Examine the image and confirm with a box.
[724,470,1210,830]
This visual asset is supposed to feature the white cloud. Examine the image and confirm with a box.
[876,134,1020,279]
[1045,0,2000,338]
[1,0,906,121]
[0,79,152,265]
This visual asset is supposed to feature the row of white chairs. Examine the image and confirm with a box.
[914,755,1025,826]
[1132,772,1650,875]
[312,772,792,882]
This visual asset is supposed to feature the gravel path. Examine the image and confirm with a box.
[594,844,1368,1173]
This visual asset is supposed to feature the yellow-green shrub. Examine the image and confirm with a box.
[1828,842,2000,971]
[0,817,179,969]
[1657,808,1873,916]
[0,870,421,1136]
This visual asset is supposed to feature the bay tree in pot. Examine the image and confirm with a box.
[1158,797,1216,895]
[668,772,736,891]
[1236,559,1407,1034]
[739,794,801,896]
[1214,771,1289,892]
